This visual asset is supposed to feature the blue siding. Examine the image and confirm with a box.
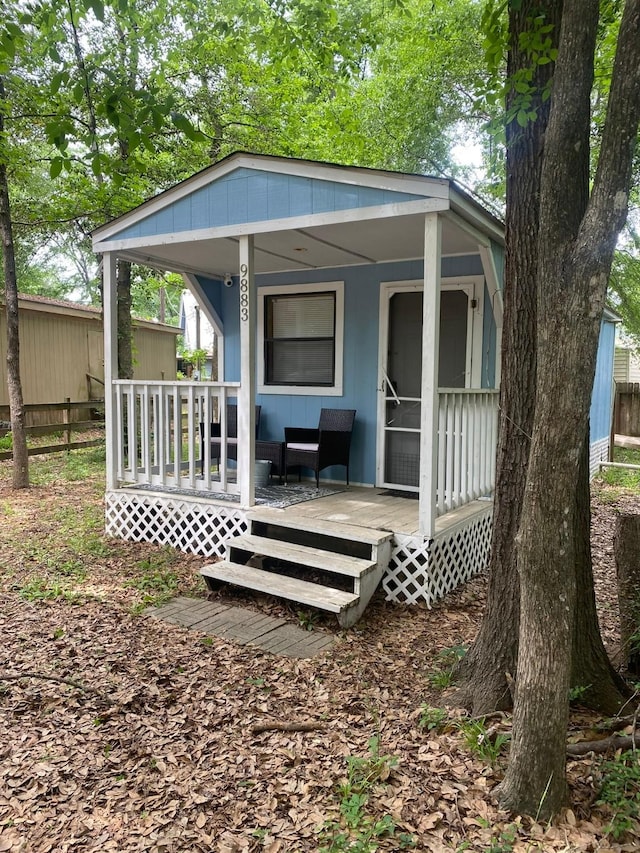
[213,255,491,486]
[195,276,224,321]
[590,318,616,442]
[111,168,426,241]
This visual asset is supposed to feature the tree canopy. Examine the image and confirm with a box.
[0,0,491,314]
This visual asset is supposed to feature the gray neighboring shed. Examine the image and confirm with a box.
[0,293,180,424]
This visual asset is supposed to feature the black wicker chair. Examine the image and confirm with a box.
[284,408,356,488]
[200,404,261,475]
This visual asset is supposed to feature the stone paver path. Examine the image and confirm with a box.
[145,596,335,658]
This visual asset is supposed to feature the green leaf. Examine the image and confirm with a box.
[90,154,104,177]
[50,71,67,95]
[50,157,64,178]
[90,0,105,22]
[72,81,85,105]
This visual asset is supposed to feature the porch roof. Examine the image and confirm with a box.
[92,152,504,278]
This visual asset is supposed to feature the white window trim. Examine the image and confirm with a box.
[257,280,344,396]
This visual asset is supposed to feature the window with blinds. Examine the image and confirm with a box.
[264,292,336,386]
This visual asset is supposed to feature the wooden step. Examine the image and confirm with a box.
[247,509,392,546]
[227,534,376,579]
[200,562,359,615]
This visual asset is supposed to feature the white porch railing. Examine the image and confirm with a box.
[436,389,499,516]
[113,380,240,493]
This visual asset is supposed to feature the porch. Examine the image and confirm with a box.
[110,378,498,533]
[105,383,495,611]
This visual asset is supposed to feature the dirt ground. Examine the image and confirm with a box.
[0,452,639,852]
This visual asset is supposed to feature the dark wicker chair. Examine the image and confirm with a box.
[284,408,356,488]
[200,404,261,475]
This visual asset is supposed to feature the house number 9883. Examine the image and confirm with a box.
[239,264,249,322]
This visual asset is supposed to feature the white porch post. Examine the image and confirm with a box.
[103,252,118,490]
[479,244,504,386]
[238,235,256,506]
[419,213,442,538]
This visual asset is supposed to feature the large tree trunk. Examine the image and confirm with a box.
[498,0,640,818]
[573,434,630,710]
[117,259,133,380]
[615,514,640,675]
[0,76,28,489]
[454,0,560,714]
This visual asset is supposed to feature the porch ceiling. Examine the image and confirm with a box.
[110,212,482,279]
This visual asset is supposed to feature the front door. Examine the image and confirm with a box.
[377,280,476,490]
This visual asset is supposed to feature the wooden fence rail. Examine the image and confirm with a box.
[0,399,105,460]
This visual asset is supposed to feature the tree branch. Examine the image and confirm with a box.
[567,730,639,757]
[579,0,640,273]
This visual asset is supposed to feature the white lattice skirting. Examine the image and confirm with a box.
[106,490,492,607]
[383,506,493,606]
[589,437,610,479]
[105,490,247,557]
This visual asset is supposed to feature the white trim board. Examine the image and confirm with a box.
[93,198,450,254]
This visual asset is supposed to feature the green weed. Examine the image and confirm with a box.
[18,577,81,603]
[318,737,415,852]
[485,823,518,852]
[418,704,449,731]
[596,750,640,840]
[1,500,16,517]
[297,609,319,631]
[457,718,509,766]
[126,554,180,609]
[428,644,467,689]
[568,684,592,705]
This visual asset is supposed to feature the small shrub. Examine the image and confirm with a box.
[418,704,448,731]
[457,717,509,766]
[596,750,640,840]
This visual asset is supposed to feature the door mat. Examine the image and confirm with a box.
[378,489,419,499]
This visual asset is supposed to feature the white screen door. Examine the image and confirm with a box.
[377,281,475,490]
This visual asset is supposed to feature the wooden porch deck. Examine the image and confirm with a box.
[245,485,492,540]
[123,481,492,539]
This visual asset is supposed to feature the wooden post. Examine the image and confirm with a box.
[419,212,442,538]
[64,397,71,453]
[238,235,256,507]
[103,252,118,490]
[614,513,640,675]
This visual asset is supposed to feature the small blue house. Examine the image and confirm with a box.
[91,153,615,624]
